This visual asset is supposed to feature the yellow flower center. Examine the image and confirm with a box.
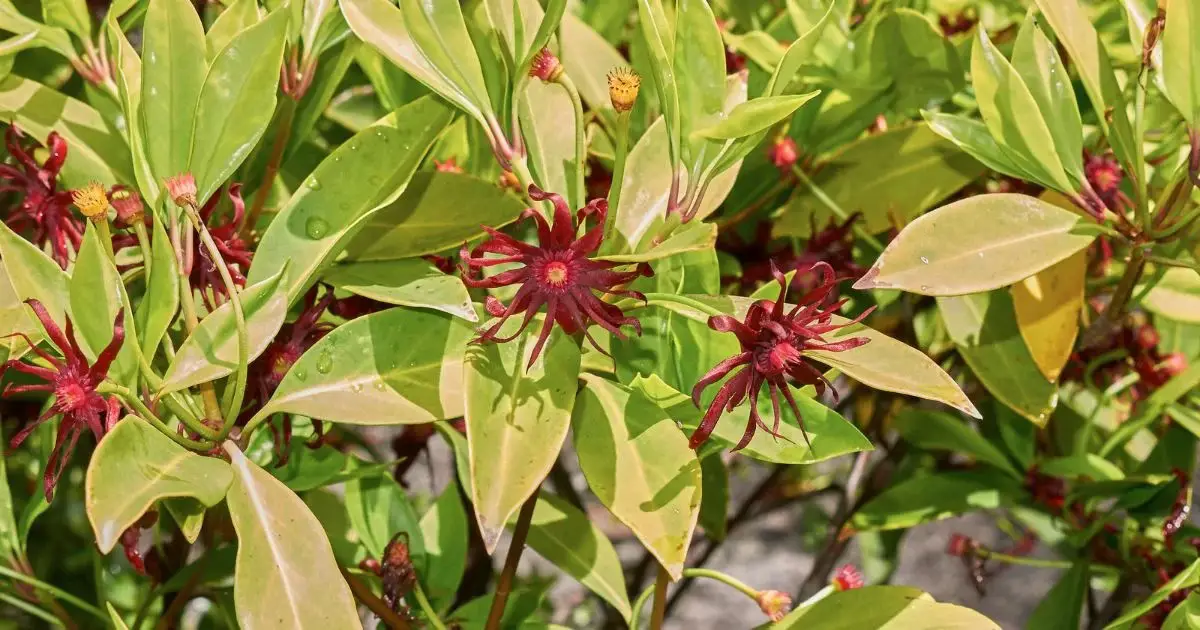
[544,261,569,287]
[71,182,109,219]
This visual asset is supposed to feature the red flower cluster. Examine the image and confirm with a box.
[1084,151,1129,213]
[459,185,652,368]
[4,299,124,500]
[691,262,871,450]
[1064,322,1187,402]
[189,185,253,308]
[0,126,83,269]
[719,215,865,298]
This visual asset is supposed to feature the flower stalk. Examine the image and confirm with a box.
[485,492,539,630]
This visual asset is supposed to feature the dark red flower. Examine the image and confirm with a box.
[1064,321,1186,402]
[946,533,974,557]
[1025,466,1068,512]
[245,286,336,464]
[690,262,871,450]
[4,299,124,500]
[328,293,389,321]
[381,532,417,613]
[189,185,252,309]
[458,185,652,368]
[768,137,799,173]
[119,511,163,580]
[831,564,864,591]
[938,12,977,36]
[1084,151,1129,212]
[0,126,83,269]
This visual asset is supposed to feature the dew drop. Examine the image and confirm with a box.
[147,52,157,65]
[295,369,308,382]
[305,216,330,239]
[315,351,334,374]
[372,381,387,391]
[920,256,930,264]
[306,178,321,190]
[919,285,932,292]
[349,144,359,150]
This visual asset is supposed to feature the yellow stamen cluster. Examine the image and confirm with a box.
[71,182,109,219]
[607,67,641,113]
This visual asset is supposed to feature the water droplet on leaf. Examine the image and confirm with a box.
[306,178,321,190]
[920,256,930,264]
[315,351,333,374]
[305,217,329,239]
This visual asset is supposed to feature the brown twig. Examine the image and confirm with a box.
[650,565,669,630]
[485,492,539,630]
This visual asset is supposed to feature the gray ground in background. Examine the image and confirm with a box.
[392,431,1062,630]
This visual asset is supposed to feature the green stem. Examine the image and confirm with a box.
[0,591,63,627]
[558,73,587,208]
[1133,73,1152,233]
[790,165,884,253]
[168,212,224,425]
[99,384,217,448]
[605,112,631,247]
[485,492,539,630]
[186,207,249,435]
[649,565,669,630]
[0,565,108,623]
[631,568,760,629]
[411,580,447,630]
[93,218,115,262]
[976,549,1119,573]
[133,222,153,281]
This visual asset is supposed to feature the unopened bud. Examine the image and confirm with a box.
[607,67,640,113]
[769,137,799,172]
[755,589,792,622]
[110,187,145,226]
[165,173,198,208]
[831,564,864,591]
[530,48,563,82]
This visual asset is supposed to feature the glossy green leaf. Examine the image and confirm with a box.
[560,12,626,113]
[465,316,581,551]
[1011,16,1084,186]
[774,586,1001,629]
[1141,268,1200,324]
[249,97,454,304]
[136,213,179,360]
[107,603,130,629]
[767,1,834,96]
[341,0,486,124]
[938,291,1057,424]
[189,9,287,204]
[42,0,90,40]
[1105,559,1200,629]
[1039,455,1124,481]
[521,79,582,209]
[637,0,680,161]
[922,112,1036,183]
[0,1,74,58]
[0,423,19,559]
[597,220,716,264]
[0,75,131,187]
[419,479,468,607]
[694,93,818,141]
[254,306,472,426]
[206,0,260,60]
[776,124,985,237]
[853,194,1098,296]
[160,267,289,394]
[852,471,1024,532]
[893,409,1020,478]
[1031,0,1137,172]
[525,493,632,622]
[397,0,493,121]
[0,221,69,336]
[301,0,337,59]
[86,418,232,553]
[573,375,701,579]
[344,171,527,262]
[223,442,362,630]
[345,474,425,566]
[71,225,139,384]
[1166,0,1200,124]
[163,498,206,543]
[106,18,158,205]
[971,29,1073,193]
[141,0,206,182]
[323,259,476,322]
[630,374,872,464]
[1163,593,1200,630]
[698,454,728,541]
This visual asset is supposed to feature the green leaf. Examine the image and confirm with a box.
[922,112,1037,183]
[0,423,20,560]
[694,93,819,141]
[775,123,986,238]
[397,0,494,122]
[141,0,206,182]
[1163,593,1200,630]
[0,75,132,187]
[106,18,158,205]
[1039,455,1124,481]
[345,474,425,566]
[341,0,487,125]
[0,1,74,58]
[521,79,582,209]
[971,28,1073,193]
[86,418,232,553]
[596,220,717,264]
[637,0,680,163]
[773,586,1001,629]
[189,9,287,204]
[1031,0,1137,173]
[1010,16,1084,186]
[854,194,1098,296]
[525,493,632,623]
[465,316,581,551]
[205,0,260,60]
[573,375,701,579]
[559,12,626,114]
[938,291,1057,424]
[107,603,130,629]
[419,479,468,608]
[69,225,136,385]
[698,454,728,541]
[1141,268,1200,324]
[42,0,91,41]
[767,1,834,96]
[893,409,1021,478]
[343,171,527,262]
[163,498,205,543]
[852,471,1024,532]
[630,374,872,465]
[0,221,69,340]
[1105,559,1200,629]
[160,266,289,394]
[253,306,472,425]
[136,213,179,360]
[249,97,454,305]
[1011,248,1086,383]
[323,259,477,322]
[223,443,362,629]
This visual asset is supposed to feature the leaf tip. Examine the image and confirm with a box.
[852,266,884,290]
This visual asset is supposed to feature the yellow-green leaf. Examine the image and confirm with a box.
[86,418,232,553]
[141,0,206,182]
[573,375,701,579]
[223,442,362,630]
[1160,0,1200,126]
[465,317,581,552]
[773,585,1002,629]
[1142,268,1200,325]
[1011,249,1085,383]
[853,193,1098,296]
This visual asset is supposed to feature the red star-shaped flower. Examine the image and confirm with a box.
[691,262,871,450]
[189,185,253,309]
[458,185,652,367]
[4,299,124,500]
[0,125,84,269]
